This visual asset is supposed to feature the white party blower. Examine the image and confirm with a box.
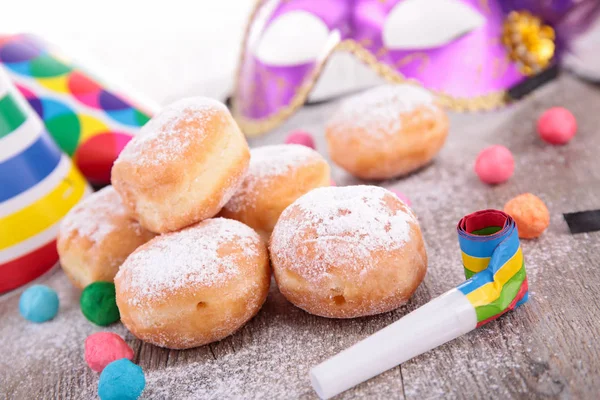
[310,210,529,399]
[310,289,476,399]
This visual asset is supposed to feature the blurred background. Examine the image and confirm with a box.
[1,0,453,107]
[3,0,257,104]
[5,0,600,105]
[4,0,600,109]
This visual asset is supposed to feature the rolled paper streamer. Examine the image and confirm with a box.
[310,209,528,399]
[0,34,159,184]
[0,65,90,293]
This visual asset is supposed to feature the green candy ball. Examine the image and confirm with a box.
[80,282,120,326]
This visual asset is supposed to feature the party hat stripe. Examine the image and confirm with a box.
[0,219,60,263]
[0,155,70,218]
[0,92,27,137]
[0,113,44,163]
[0,239,58,293]
[0,130,62,202]
[0,164,88,250]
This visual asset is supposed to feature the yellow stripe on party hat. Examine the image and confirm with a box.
[0,65,89,293]
[0,163,88,250]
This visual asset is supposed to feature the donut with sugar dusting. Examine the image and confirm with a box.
[270,185,427,318]
[326,85,449,180]
[57,186,156,289]
[115,218,270,349]
[219,144,330,239]
[111,97,250,233]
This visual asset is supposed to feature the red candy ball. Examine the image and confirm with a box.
[474,145,514,185]
[85,332,134,372]
[537,107,577,145]
[285,130,315,149]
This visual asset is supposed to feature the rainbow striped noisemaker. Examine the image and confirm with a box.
[457,209,529,326]
[310,209,530,399]
[0,66,89,293]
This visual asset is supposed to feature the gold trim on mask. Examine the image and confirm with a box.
[502,11,556,76]
[233,1,512,137]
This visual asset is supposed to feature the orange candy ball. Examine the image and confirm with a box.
[503,193,550,239]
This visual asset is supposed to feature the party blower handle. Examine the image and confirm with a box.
[310,210,529,399]
[310,288,476,399]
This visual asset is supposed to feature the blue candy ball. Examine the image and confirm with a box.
[98,359,145,400]
[19,285,59,323]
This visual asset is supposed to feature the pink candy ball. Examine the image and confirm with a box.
[389,188,411,206]
[475,145,514,185]
[330,179,336,187]
[285,130,315,149]
[85,332,134,372]
[537,107,577,145]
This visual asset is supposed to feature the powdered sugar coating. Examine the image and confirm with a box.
[224,144,324,213]
[60,186,142,243]
[327,84,435,136]
[271,185,417,282]
[116,218,262,306]
[115,97,228,167]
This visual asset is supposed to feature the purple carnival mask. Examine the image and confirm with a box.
[232,0,600,135]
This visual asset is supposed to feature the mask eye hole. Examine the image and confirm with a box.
[383,0,485,50]
[254,10,330,65]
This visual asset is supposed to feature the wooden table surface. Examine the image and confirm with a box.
[1,75,600,400]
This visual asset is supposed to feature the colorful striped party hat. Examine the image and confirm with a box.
[0,65,90,293]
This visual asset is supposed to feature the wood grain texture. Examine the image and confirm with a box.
[1,75,600,399]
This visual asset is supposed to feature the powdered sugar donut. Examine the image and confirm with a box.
[111,97,250,233]
[220,144,330,238]
[58,186,155,289]
[115,218,270,349]
[326,85,449,180]
[270,186,427,318]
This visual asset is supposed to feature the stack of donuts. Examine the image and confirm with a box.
[58,84,444,349]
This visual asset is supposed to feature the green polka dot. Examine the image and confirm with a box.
[80,282,120,326]
[0,94,27,138]
[29,54,72,78]
[134,109,151,126]
[46,114,80,155]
